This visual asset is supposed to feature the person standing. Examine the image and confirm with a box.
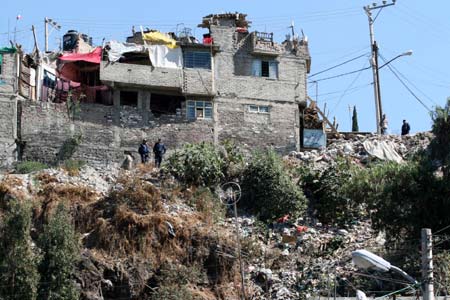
[381,114,388,135]
[153,138,166,168]
[401,119,411,136]
[138,139,150,164]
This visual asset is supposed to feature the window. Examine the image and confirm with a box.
[184,51,211,69]
[252,59,278,79]
[150,93,184,116]
[120,91,138,106]
[248,105,269,113]
[187,100,213,120]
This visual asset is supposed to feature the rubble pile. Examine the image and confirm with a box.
[223,215,384,300]
[0,133,434,299]
[290,132,433,170]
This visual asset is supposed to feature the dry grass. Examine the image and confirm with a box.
[136,163,156,175]
[0,176,28,208]
[34,183,99,226]
[34,173,59,185]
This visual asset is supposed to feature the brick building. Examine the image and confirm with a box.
[100,13,310,153]
[0,13,311,168]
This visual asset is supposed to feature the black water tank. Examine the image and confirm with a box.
[63,30,78,51]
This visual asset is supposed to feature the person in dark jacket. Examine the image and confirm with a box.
[138,139,149,163]
[401,120,411,136]
[153,138,167,168]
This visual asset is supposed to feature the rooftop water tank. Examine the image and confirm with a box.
[63,30,78,51]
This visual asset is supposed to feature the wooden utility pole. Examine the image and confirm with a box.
[364,1,395,134]
[421,228,434,300]
[44,17,61,52]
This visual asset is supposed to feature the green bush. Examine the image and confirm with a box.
[344,160,450,241]
[62,159,86,176]
[15,161,49,174]
[56,134,82,163]
[150,263,205,300]
[301,159,363,226]
[240,149,307,221]
[165,142,225,186]
[38,203,80,300]
[0,199,41,300]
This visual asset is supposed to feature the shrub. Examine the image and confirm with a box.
[301,159,363,226]
[38,203,80,300]
[240,149,307,221]
[15,161,48,174]
[187,187,225,224]
[62,159,86,176]
[165,142,225,186]
[0,199,41,300]
[56,134,82,163]
[150,263,205,300]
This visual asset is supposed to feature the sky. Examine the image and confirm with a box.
[1,0,449,133]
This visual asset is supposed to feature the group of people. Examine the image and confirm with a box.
[138,138,167,167]
[380,114,411,136]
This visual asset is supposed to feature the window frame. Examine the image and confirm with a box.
[183,51,211,70]
[248,104,270,114]
[252,58,278,79]
[187,100,213,120]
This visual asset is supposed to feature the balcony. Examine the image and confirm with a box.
[100,61,182,90]
[251,32,282,56]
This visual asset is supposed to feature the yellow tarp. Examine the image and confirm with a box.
[142,31,177,49]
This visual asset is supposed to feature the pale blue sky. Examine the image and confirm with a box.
[2,0,449,133]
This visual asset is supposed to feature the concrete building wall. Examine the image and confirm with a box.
[0,96,17,168]
[20,101,214,167]
[0,53,17,94]
[215,97,299,153]
[100,62,182,90]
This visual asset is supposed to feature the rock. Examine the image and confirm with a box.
[337,229,349,236]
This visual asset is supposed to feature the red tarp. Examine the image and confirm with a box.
[59,47,102,64]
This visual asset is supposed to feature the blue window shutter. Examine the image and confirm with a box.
[252,59,261,76]
[269,61,278,79]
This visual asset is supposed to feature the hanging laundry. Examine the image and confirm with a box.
[147,45,182,69]
[106,41,145,62]
[142,31,177,49]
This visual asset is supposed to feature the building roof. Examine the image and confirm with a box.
[198,12,250,28]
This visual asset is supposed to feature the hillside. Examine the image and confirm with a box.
[0,132,439,300]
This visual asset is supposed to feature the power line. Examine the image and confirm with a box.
[381,57,432,112]
[330,60,369,115]
[435,224,450,235]
[309,53,369,78]
[387,63,438,106]
[308,65,371,83]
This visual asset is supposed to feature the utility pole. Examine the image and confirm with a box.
[44,17,61,52]
[364,1,395,134]
[421,228,434,300]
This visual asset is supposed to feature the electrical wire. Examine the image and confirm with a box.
[381,58,431,112]
[308,65,372,83]
[434,224,450,235]
[307,83,371,98]
[330,60,369,115]
[309,53,369,78]
[379,54,438,106]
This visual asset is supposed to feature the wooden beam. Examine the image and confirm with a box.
[307,96,339,133]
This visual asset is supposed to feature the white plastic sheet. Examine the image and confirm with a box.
[147,45,183,69]
[107,41,145,62]
[363,140,403,163]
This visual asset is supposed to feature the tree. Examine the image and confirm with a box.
[352,106,359,132]
[0,199,40,300]
[38,203,79,300]
[241,149,307,221]
[430,97,450,178]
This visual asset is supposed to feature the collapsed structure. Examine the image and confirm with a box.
[0,13,311,168]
